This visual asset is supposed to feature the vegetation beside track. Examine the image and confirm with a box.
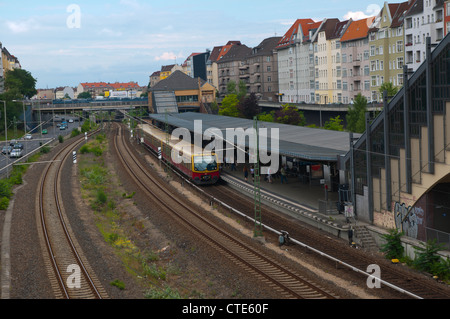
[78,132,183,299]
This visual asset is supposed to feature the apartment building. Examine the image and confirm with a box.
[445,0,450,34]
[0,42,3,94]
[206,41,240,89]
[312,18,350,104]
[0,42,21,94]
[368,1,415,102]
[241,37,281,101]
[276,19,321,104]
[217,43,252,98]
[340,17,375,103]
[149,71,161,88]
[405,0,445,73]
[160,64,183,80]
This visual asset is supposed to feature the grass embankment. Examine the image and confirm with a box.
[78,133,182,299]
[0,151,42,210]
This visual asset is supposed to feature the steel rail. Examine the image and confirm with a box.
[39,129,102,299]
[115,124,336,299]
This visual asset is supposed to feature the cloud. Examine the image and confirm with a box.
[344,4,381,20]
[154,52,179,61]
[5,19,39,33]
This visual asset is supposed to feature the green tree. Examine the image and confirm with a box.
[346,93,367,133]
[274,104,306,126]
[258,111,275,123]
[324,115,344,131]
[379,82,398,101]
[78,91,92,99]
[238,92,260,119]
[4,69,37,98]
[219,94,240,117]
[227,80,247,101]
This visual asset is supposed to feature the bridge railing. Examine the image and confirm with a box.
[30,98,149,110]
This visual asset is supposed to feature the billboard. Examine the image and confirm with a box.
[108,90,137,98]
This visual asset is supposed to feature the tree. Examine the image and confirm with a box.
[4,69,37,99]
[346,93,367,133]
[219,94,240,117]
[324,115,344,131]
[78,91,92,99]
[258,111,275,123]
[379,82,398,101]
[227,80,247,101]
[274,104,306,126]
[238,92,260,119]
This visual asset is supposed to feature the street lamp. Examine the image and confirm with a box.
[12,99,27,135]
[0,100,7,143]
[0,100,9,178]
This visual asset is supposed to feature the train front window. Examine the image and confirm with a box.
[194,155,217,172]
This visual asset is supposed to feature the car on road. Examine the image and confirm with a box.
[69,119,74,123]
[2,145,12,155]
[10,149,23,158]
[13,143,24,150]
[25,134,33,140]
[60,125,66,130]
[9,140,18,147]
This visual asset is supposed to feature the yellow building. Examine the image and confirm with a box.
[368,1,414,102]
[313,19,350,104]
[160,64,183,80]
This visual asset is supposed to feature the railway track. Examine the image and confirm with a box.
[37,130,107,299]
[207,183,450,299]
[113,123,338,299]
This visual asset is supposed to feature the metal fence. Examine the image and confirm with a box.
[426,227,450,250]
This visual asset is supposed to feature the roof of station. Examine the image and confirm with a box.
[148,112,359,163]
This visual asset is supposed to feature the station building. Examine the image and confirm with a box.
[343,34,450,249]
[145,35,450,251]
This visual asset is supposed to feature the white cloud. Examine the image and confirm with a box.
[154,52,179,61]
[344,4,381,20]
[6,19,39,33]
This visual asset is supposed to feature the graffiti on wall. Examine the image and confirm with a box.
[393,202,424,239]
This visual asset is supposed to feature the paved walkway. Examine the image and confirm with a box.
[220,164,353,228]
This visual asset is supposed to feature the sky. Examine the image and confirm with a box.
[0,0,397,90]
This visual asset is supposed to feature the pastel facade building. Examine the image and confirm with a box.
[405,0,446,73]
[276,19,321,104]
[369,1,415,102]
[340,17,375,103]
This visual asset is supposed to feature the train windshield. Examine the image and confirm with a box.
[193,155,217,172]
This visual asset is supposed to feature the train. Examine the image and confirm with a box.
[137,124,220,185]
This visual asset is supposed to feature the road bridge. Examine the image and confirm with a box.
[28,98,148,113]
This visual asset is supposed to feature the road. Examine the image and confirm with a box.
[0,118,82,178]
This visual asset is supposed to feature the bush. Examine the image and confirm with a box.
[80,145,90,154]
[380,229,404,260]
[0,197,10,210]
[110,279,125,290]
[71,129,81,138]
[0,180,12,198]
[413,240,444,273]
[58,135,64,143]
[90,145,103,156]
[96,190,107,205]
[40,146,51,154]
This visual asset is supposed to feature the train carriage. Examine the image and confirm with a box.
[137,124,220,185]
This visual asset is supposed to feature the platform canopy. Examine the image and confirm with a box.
[148,112,359,163]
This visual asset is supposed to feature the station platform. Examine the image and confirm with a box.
[219,163,362,238]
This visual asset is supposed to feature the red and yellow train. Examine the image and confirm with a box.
[137,124,220,185]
